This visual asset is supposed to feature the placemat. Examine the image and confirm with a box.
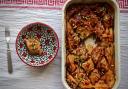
[0,0,128,89]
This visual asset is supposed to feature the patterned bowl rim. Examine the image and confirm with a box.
[15,22,59,67]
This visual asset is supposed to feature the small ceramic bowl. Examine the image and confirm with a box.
[16,22,59,67]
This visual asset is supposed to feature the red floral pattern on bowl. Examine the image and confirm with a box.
[16,22,59,67]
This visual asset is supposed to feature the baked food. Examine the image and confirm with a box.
[24,38,43,55]
[66,3,115,89]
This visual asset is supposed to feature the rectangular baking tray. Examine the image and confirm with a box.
[62,0,120,89]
